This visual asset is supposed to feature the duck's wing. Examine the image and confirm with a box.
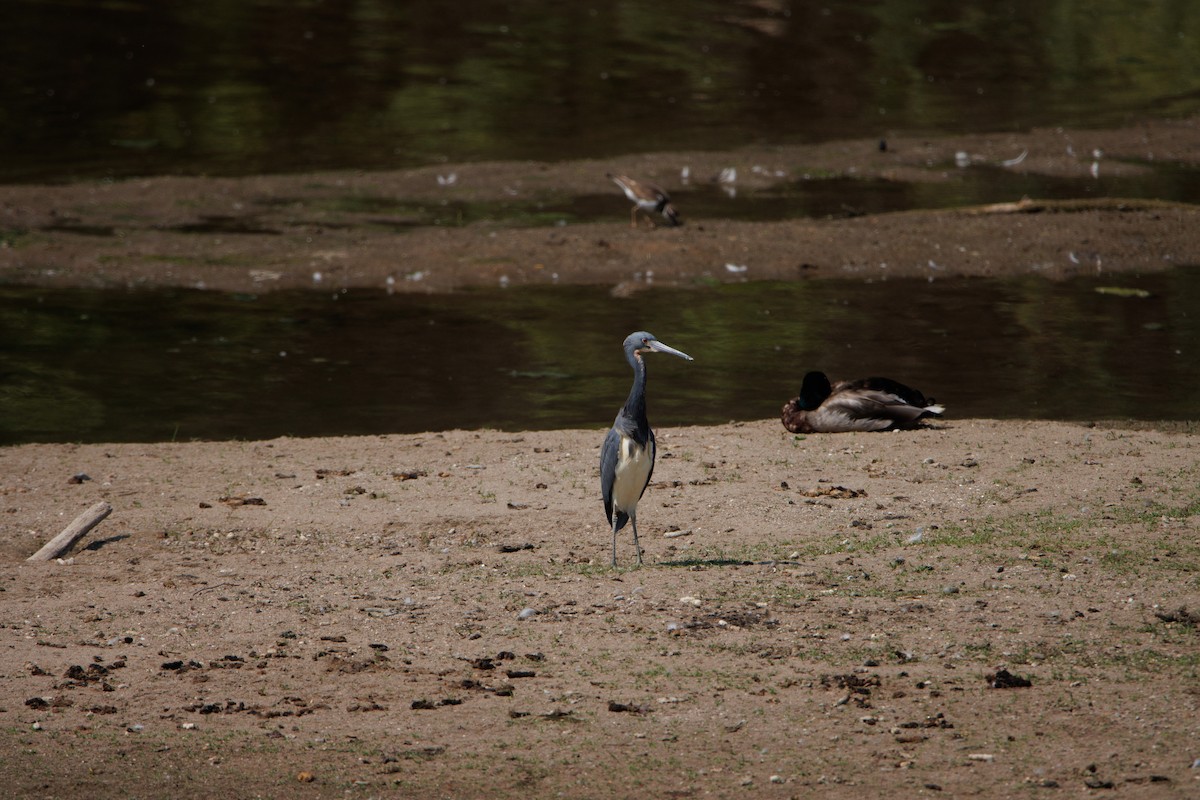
[814,389,940,431]
[835,376,931,408]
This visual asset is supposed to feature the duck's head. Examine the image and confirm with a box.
[797,371,833,410]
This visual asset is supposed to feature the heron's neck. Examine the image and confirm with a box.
[622,356,651,437]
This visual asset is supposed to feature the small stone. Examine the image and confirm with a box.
[517,607,538,620]
[505,669,536,679]
[967,753,994,762]
[986,669,1032,689]
[1083,777,1114,789]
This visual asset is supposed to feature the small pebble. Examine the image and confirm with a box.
[517,607,538,620]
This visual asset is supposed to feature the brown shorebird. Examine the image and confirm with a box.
[607,174,681,228]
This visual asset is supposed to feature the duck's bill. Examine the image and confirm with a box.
[647,340,693,361]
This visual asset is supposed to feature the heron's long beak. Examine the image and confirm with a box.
[645,339,693,361]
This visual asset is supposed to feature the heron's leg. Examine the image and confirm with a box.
[631,514,643,566]
[611,519,619,568]
[629,206,638,228]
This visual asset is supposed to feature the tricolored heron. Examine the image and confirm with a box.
[601,331,692,566]
[781,371,944,433]
[607,174,682,228]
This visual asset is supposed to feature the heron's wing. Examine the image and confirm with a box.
[642,428,658,496]
[600,427,620,524]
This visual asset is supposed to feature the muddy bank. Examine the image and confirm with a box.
[2,116,1198,294]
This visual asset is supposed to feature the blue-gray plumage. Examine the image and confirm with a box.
[601,331,692,566]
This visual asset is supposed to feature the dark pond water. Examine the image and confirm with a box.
[5,1,1200,184]
[2,270,1196,445]
[5,3,1199,445]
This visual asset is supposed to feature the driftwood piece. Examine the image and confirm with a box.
[26,501,113,562]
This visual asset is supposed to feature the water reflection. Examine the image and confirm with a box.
[2,270,1195,445]
[4,1,1200,183]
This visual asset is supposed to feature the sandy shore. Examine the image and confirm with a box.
[1,419,1198,797]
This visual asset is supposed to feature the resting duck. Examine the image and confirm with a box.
[781,371,944,433]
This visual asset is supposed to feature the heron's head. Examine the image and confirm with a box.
[624,331,693,362]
